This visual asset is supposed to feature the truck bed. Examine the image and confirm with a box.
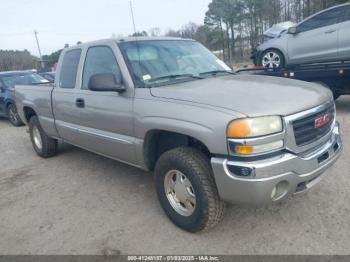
[15,83,58,137]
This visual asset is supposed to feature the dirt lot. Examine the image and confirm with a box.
[0,97,349,255]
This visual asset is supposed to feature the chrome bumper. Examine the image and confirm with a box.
[211,122,342,205]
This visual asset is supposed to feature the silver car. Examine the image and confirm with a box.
[256,3,350,69]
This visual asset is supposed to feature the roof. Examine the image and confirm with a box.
[301,2,350,23]
[65,37,194,51]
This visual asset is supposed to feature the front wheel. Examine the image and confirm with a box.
[7,104,24,127]
[29,116,58,158]
[261,49,285,69]
[154,147,225,232]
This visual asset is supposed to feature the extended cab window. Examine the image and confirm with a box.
[298,7,344,32]
[59,49,82,89]
[82,46,121,90]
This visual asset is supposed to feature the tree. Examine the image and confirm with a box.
[149,27,161,37]
[42,49,62,70]
[130,31,148,37]
[0,50,38,71]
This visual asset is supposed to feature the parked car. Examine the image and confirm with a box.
[39,72,55,82]
[254,3,350,69]
[0,71,49,126]
[16,38,342,232]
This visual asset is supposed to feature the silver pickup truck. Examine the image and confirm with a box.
[15,37,342,232]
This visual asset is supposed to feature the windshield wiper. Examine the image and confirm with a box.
[199,70,235,76]
[147,74,203,84]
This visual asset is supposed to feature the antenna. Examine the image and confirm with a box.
[130,0,137,35]
[129,0,144,87]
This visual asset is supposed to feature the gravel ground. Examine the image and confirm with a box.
[0,97,349,255]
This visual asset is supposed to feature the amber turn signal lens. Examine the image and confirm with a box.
[235,145,254,155]
[227,119,251,138]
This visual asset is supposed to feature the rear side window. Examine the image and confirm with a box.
[59,49,82,89]
[298,7,344,32]
[82,46,121,90]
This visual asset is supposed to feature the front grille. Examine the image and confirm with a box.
[292,105,335,146]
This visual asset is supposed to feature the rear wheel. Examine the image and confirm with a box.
[154,147,225,232]
[261,49,285,69]
[29,116,57,158]
[7,104,24,127]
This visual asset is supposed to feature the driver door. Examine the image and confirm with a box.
[287,6,344,65]
[72,44,136,164]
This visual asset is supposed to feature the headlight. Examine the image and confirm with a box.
[227,116,283,138]
[227,116,284,156]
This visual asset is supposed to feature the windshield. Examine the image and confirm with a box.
[118,40,232,87]
[1,73,49,88]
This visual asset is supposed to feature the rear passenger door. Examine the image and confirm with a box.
[338,5,350,59]
[52,48,83,142]
[72,45,136,164]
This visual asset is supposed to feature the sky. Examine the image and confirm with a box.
[0,0,211,56]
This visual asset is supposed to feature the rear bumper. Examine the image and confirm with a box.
[211,123,342,205]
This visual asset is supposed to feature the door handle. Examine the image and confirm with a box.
[325,29,336,34]
[76,98,85,108]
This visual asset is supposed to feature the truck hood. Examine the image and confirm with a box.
[150,75,333,117]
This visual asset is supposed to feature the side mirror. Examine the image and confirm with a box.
[88,73,125,92]
[288,26,298,34]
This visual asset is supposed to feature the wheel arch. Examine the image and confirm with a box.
[142,129,211,171]
[5,99,15,110]
[22,106,38,124]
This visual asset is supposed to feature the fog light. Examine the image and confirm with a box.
[271,181,289,201]
[228,165,254,177]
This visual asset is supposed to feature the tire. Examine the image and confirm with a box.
[29,116,57,158]
[261,49,285,69]
[154,147,225,232]
[7,104,24,127]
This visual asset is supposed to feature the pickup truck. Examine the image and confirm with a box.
[15,37,342,232]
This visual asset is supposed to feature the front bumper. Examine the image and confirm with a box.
[211,123,342,205]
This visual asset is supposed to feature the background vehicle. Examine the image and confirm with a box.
[0,71,49,126]
[237,61,350,100]
[254,3,350,69]
[15,38,341,232]
[39,72,55,82]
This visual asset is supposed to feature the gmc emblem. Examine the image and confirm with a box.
[315,113,331,129]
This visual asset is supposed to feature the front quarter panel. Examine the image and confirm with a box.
[134,89,244,168]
